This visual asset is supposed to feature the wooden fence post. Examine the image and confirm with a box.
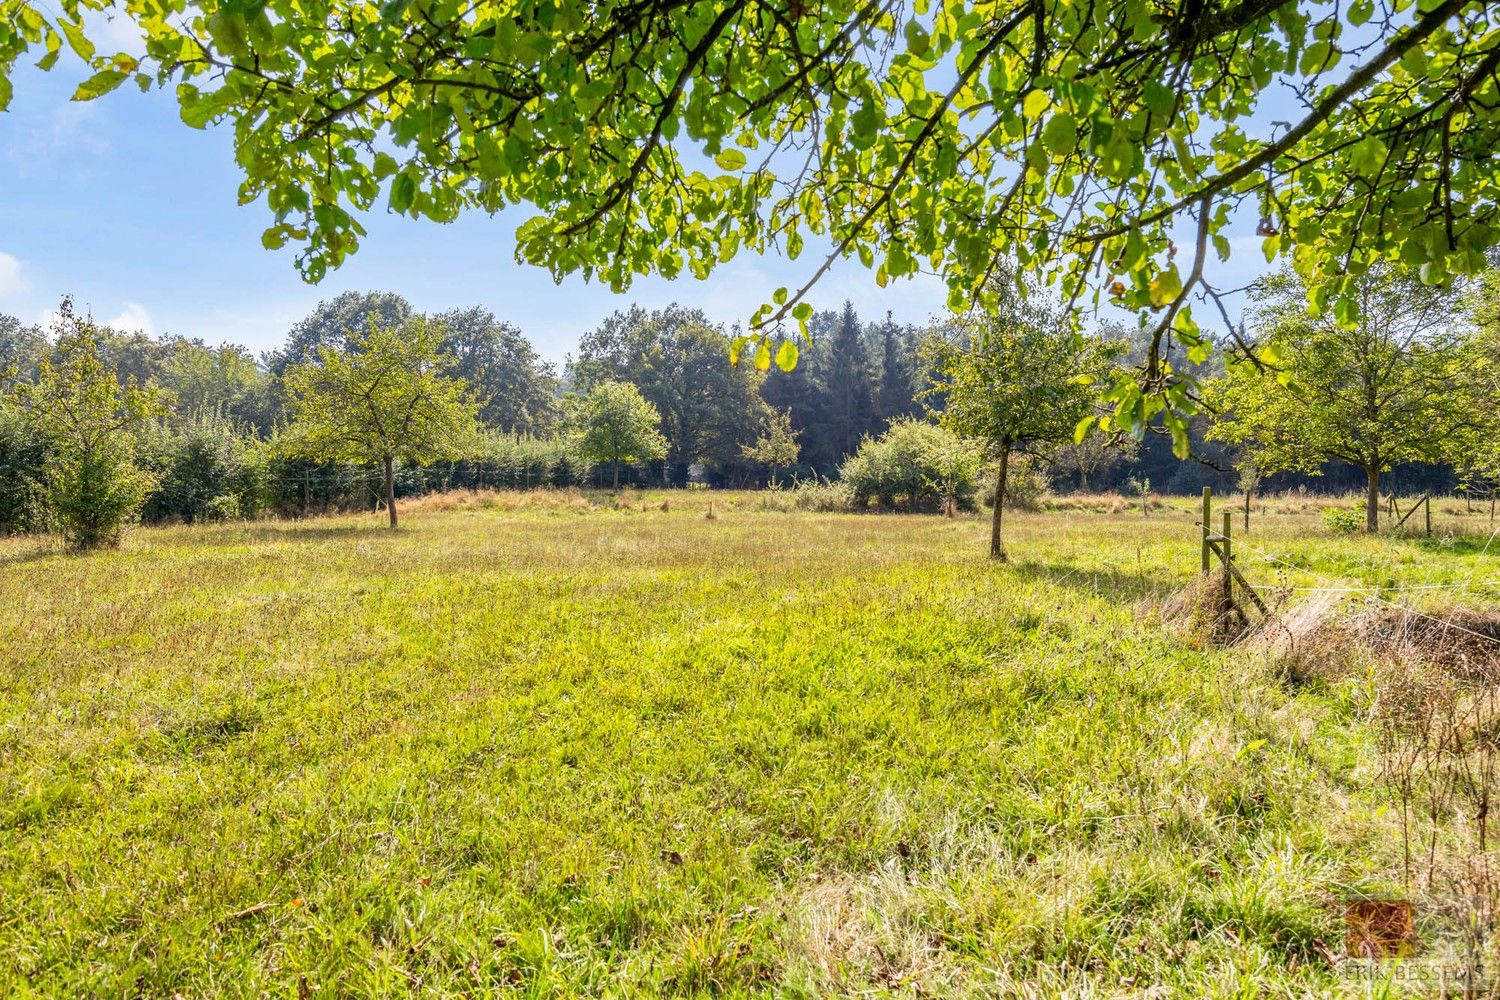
[1425,495,1432,537]
[1201,487,1212,573]
[1221,511,1232,576]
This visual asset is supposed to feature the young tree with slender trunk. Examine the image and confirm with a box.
[921,281,1121,560]
[1205,267,1485,533]
[280,316,479,529]
[10,302,165,549]
[566,380,668,489]
[741,408,800,487]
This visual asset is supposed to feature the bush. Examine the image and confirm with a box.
[139,415,270,524]
[1322,506,1365,533]
[793,478,853,512]
[977,455,1052,511]
[203,494,243,522]
[840,420,981,512]
[0,402,49,535]
[419,433,589,492]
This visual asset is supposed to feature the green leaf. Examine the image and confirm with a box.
[753,340,771,371]
[59,19,94,61]
[1349,136,1386,177]
[1142,80,1173,117]
[0,75,10,112]
[1041,113,1077,156]
[390,172,417,213]
[775,340,799,372]
[791,302,812,322]
[1147,267,1182,308]
[73,70,128,101]
[714,149,746,171]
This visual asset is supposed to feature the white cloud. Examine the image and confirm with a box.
[0,252,27,301]
[106,301,154,335]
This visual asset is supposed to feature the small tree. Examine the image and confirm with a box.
[741,408,801,486]
[1205,267,1484,533]
[1052,428,1137,492]
[921,284,1119,560]
[12,303,164,549]
[280,316,479,529]
[567,380,668,488]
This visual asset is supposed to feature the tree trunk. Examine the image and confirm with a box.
[384,455,398,530]
[990,445,1010,561]
[613,461,620,489]
[1364,464,1380,534]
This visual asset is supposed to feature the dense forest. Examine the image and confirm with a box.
[0,283,1491,536]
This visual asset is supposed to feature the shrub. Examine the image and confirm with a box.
[12,312,164,549]
[841,420,981,512]
[1322,506,1365,534]
[203,494,243,522]
[140,415,270,524]
[792,478,853,512]
[977,455,1052,511]
[0,401,49,535]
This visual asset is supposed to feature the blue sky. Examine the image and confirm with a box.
[0,52,1273,366]
[0,59,957,366]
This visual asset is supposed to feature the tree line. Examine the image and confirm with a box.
[2,264,1498,554]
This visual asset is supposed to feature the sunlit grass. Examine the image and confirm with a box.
[1,491,1495,995]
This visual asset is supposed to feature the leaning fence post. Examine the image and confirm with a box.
[1201,487,1212,573]
[1221,511,1233,577]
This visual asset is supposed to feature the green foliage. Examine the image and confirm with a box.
[740,408,800,485]
[202,492,243,522]
[14,0,1499,436]
[1205,266,1488,531]
[139,414,270,524]
[156,338,271,430]
[564,379,669,488]
[0,400,49,535]
[1321,506,1366,534]
[434,307,558,433]
[281,316,480,467]
[921,291,1117,461]
[266,291,413,376]
[978,454,1052,513]
[9,304,164,549]
[281,314,480,526]
[840,419,981,512]
[419,433,589,491]
[572,306,768,482]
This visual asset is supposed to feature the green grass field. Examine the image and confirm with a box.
[2,492,1497,996]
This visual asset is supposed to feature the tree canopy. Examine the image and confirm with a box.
[572,306,768,483]
[1204,266,1490,531]
[8,0,1500,439]
[922,281,1122,558]
[565,379,669,488]
[280,315,480,527]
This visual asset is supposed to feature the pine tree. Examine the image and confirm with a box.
[818,301,875,466]
[874,312,919,429]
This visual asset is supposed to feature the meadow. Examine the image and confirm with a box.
[2,491,1497,997]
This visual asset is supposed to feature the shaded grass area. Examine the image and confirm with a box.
[1,495,1493,995]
